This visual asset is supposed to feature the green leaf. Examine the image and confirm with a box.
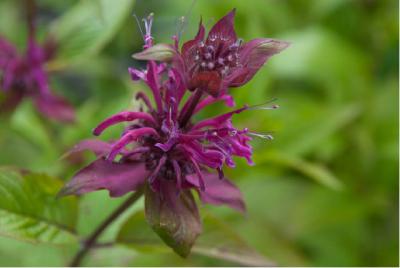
[256,152,343,190]
[48,0,135,69]
[0,168,78,244]
[117,209,274,266]
[144,185,202,257]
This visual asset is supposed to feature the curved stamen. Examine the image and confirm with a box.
[93,111,156,136]
[107,127,159,161]
[246,98,279,110]
[192,105,247,130]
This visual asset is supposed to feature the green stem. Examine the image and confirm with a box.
[69,189,144,267]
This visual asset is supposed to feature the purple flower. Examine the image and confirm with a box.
[60,11,287,257]
[0,9,74,122]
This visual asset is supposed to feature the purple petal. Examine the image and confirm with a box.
[107,127,159,161]
[128,67,146,81]
[186,172,246,213]
[58,158,148,197]
[230,38,290,87]
[194,94,235,114]
[62,139,112,159]
[34,94,75,123]
[206,9,237,45]
[191,106,247,130]
[146,61,163,112]
[93,111,156,136]
[0,37,17,63]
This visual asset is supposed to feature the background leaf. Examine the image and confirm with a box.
[0,168,78,244]
[48,0,135,69]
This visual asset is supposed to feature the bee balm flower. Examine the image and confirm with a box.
[60,11,287,257]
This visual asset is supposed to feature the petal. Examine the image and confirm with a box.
[58,158,148,197]
[207,9,237,44]
[34,94,75,123]
[194,94,235,114]
[0,36,17,62]
[230,38,290,87]
[186,172,246,213]
[128,67,146,81]
[189,71,222,97]
[93,111,156,136]
[144,182,202,257]
[62,139,112,159]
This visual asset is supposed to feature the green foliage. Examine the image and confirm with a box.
[49,0,135,68]
[0,168,77,244]
[0,0,398,266]
[117,209,273,266]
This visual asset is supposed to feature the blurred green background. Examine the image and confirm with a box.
[0,0,398,266]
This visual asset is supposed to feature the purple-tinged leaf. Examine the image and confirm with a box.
[186,172,246,213]
[58,158,148,197]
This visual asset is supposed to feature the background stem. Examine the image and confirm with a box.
[69,189,144,267]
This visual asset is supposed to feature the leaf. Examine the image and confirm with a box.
[0,168,78,244]
[117,209,274,266]
[48,0,135,69]
[256,152,343,190]
[144,184,202,257]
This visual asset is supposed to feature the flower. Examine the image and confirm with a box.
[134,9,289,97]
[60,11,287,257]
[0,4,74,122]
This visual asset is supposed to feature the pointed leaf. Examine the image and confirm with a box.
[0,168,78,244]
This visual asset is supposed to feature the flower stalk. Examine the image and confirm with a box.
[69,189,144,267]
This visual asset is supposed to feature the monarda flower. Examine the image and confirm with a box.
[60,11,288,257]
[0,2,74,122]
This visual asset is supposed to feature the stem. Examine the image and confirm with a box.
[69,189,144,267]
[179,88,203,128]
[25,0,36,36]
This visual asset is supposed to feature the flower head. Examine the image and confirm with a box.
[0,3,74,122]
[60,10,288,257]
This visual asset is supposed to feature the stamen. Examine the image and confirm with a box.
[248,132,274,140]
[132,14,144,41]
[246,98,279,110]
[207,62,215,69]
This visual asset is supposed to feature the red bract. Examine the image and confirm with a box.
[60,10,287,257]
